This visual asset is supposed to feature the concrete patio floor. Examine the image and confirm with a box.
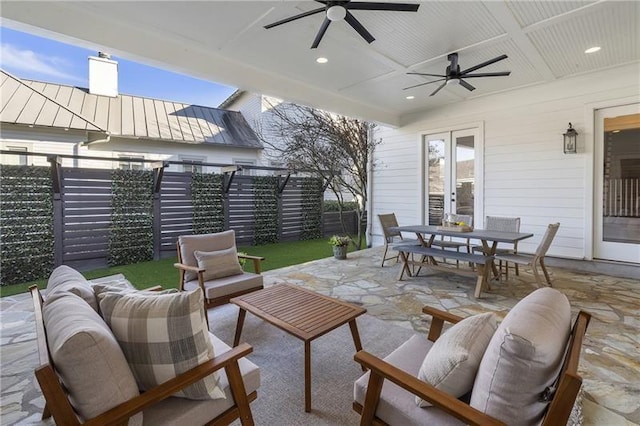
[1,246,638,425]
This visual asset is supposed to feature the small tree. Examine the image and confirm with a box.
[256,100,377,249]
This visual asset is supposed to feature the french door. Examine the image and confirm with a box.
[594,103,640,263]
[424,128,479,226]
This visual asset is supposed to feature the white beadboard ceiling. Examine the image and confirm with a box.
[1,0,638,126]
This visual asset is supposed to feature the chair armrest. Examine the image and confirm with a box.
[85,343,254,426]
[354,350,505,426]
[143,285,164,292]
[422,306,463,342]
[238,254,265,274]
[173,263,203,273]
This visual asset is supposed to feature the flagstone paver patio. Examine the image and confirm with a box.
[1,247,638,425]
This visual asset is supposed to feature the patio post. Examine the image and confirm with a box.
[47,155,63,267]
[151,162,167,260]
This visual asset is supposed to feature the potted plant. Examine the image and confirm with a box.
[329,235,350,260]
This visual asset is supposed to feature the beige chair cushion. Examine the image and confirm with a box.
[470,287,572,425]
[194,248,243,281]
[142,333,260,425]
[184,272,263,301]
[43,292,142,425]
[416,312,497,407]
[178,230,236,281]
[46,265,98,311]
[98,288,225,401]
[354,334,465,426]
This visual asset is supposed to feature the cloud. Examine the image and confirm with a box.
[0,43,83,83]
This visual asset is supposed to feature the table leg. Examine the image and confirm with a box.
[349,319,366,372]
[482,240,500,278]
[305,340,311,412]
[233,308,247,347]
[397,251,411,280]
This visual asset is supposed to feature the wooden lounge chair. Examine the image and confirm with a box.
[353,287,590,426]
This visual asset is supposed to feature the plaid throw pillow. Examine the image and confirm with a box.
[98,288,225,400]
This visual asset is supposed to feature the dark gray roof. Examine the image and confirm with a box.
[0,70,262,149]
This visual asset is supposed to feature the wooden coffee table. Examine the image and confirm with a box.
[230,284,367,412]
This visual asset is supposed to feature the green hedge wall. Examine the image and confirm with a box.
[192,173,225,235]
[253,176,279,245]
[301,177,323,240]
[108,169,153,266]
[0,165,54,285]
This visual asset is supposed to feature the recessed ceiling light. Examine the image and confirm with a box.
[406,95,415,100]
[585,46,601,54]
[612,130,621,133]
[316,57,328,64]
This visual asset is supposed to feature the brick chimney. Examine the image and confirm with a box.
[88,52,118,97]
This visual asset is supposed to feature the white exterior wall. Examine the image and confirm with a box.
[0,125,263,172]
[370,63,640,260]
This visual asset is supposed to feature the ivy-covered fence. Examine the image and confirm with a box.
[0,166,54,285]
[108,169,154,266]
[253,176,279,245]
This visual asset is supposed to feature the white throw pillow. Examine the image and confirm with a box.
[416,312,497,407]
[98,288,226,401]
[194,248,243,281]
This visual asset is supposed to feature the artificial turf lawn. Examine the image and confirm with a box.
[0,238,359,297]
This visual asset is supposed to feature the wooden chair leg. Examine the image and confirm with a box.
[360,372,384,426]
[531,264,543,288]
[42,403,51,420]
[540,258,553,286]
[381,244,390,267]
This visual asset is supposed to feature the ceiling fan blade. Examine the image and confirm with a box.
[403,78,446,90]
[430,82,447,96]
[347,2,420,12]
[407,72,447,78]
[459,79,476,91]
[344,11,375,43]
[461,72,511,78]
[311,18,331,48]
[264,7,326,29]
[460,54,508,75]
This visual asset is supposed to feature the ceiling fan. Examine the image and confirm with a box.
[404,53,511,96]
[264,1,419,49]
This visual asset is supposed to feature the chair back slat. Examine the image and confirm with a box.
[485,216,520,233]
[378,214,400,240]
[535,223,560,257]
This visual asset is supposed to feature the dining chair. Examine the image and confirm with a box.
[378,213,416,267]
[472,216,521,278]
[431,213,473,267]
[495,223,560,287]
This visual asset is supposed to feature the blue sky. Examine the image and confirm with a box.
[0,26,237,108]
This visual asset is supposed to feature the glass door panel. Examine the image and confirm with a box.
[454,134,475,218]
[427,136,447,225]
[595,104,640,263]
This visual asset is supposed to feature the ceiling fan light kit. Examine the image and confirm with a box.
[404,52,511,96]
[264,0,420,49]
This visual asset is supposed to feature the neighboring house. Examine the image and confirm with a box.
[0,54,263,172]
[220,90,358,202]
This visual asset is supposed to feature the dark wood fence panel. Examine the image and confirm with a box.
[280,177,305,242]
[60,168,112,269]
[159,171,193,256]
[228,175,257,246]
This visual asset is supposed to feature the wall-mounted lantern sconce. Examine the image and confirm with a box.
[563,123,578,154]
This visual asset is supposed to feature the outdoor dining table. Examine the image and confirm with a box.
[389,225,534,297]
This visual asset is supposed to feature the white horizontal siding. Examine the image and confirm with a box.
[371,63,640,260]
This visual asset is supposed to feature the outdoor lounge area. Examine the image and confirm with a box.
[1,246,638,425]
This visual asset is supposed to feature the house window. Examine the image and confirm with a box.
[5,146,28,165]
[181,156,205,173]
[118,155,144,170]
[234,159,256,176]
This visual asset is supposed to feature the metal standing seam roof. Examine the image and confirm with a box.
[0,71,104,132]
[0,70,262,149]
